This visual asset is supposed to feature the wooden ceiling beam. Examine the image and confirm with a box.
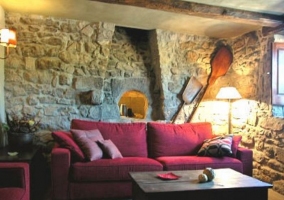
[262,24,284,36]
[91,0,284,27]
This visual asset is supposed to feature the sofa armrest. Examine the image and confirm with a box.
[0,162,30,200]
[236,147,253,176]
[51,146,71,200]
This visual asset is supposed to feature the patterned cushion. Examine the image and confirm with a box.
[231,135,242,157]
[197,135,233,157]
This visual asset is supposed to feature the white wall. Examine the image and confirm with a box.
[0,6,5,122]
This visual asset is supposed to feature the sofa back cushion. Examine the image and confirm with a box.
[147,122,213,158]
[71,119,148,157]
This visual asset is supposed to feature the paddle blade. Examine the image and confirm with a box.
[182,76,203,104]
[209,46,233,85]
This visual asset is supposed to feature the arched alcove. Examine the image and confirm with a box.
[118,90,148,119]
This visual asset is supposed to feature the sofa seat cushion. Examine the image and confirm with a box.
[147,122,213,158]
[71,157,163,182]
[156,156,243,173]
[71,119,148,157]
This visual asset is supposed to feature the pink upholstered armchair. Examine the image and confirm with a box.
[0,162,30,200]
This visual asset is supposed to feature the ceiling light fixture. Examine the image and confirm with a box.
[0,28,17,59]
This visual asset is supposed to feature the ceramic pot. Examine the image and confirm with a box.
[8,133,33,151]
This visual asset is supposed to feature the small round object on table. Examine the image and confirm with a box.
[198,173,208,183]
[203,167,215,181]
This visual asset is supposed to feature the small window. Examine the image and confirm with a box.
[118,90,148,119]
[272,42,284,105]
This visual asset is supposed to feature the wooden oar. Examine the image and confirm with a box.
[187,45,233,122]
[172,76,203,123]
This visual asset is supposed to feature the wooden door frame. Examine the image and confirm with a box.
[272,42,284,105]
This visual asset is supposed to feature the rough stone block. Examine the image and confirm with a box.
[81,25,94,37]
[23,71,38,83]
[79,89,103,105]
[59,74,73,86]
[25,57,36,71]
[276,148,284,164]
[74,77,103,90]
[58,51,79,64]
[101,104,120,120]
[27,95,39,106]
[36,57,61,70]
[89,106,101,120]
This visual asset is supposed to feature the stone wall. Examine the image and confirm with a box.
[192,31,284,194]
[4,12,218,127]
[5,13,115,130]
[3,12,284,195]
[155,30,218,120]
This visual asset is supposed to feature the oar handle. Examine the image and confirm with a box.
[187,84,209,122]
[171,102,185,124]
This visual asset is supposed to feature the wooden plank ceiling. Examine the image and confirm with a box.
[0,0,283,38]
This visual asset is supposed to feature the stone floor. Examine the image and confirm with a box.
[268,189,284,200]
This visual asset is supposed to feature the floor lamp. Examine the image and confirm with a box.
[216,87,241,134]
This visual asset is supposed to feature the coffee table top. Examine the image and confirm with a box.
[129,168,272,193]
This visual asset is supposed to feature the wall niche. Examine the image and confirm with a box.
[118,90,148,119]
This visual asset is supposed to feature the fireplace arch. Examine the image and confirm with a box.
[118,90,148,119]
[111,78,153,120]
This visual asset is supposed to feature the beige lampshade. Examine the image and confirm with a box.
[216,87,241,99]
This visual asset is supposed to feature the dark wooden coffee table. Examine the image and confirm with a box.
[129,168,272,200]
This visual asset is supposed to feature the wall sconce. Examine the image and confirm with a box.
[216,87,241,133]
[0,28,17,59]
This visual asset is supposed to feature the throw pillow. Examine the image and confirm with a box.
[52,131,85,161]
[231,135,242,157]
[97,139,123,159]
[197,135,233,157]
[71,129,104,161]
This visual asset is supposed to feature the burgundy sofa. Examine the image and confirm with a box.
[51,119,252,200]
[0,162,30,200]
